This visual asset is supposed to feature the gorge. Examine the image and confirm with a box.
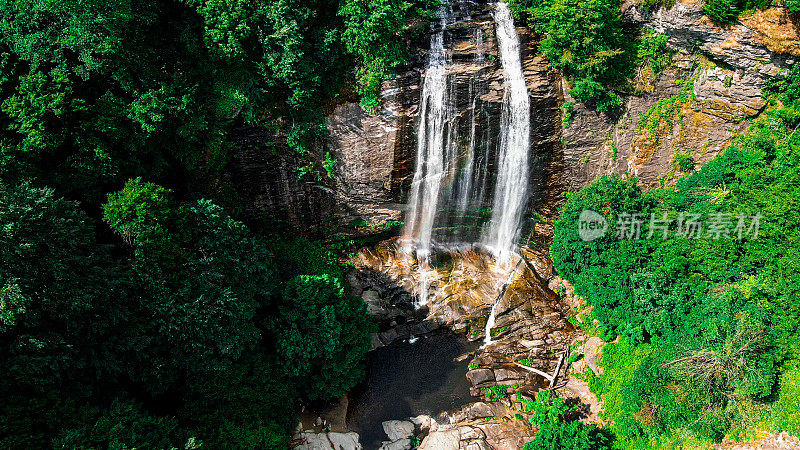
[2,0,798,447]
[283,0,800,448]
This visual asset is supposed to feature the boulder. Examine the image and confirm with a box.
[419,430,460,450]
[583,336,605,376]
[382,420,415,441]
[362,290,381,304]
[327,432,363,450]
[458,426,485,441]
[466,368,495,386]
[464,440,493,450]
[454,402,495,421]
[410,414,436,432]
[296,431,363,450]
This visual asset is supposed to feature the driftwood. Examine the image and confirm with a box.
[513,348,568,389]
[550,348,568,389]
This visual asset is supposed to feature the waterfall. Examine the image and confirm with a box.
[483,295,500,347]
[402,5,453,259]
[482,2,530,263]
[403,1,531,267]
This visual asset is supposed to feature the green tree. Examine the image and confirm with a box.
[703,0,770,24]
[54,401,201,450]
[272,274,371,400]
[551,175,657,339]
[774,366,800,435]
[339,0,432,107]
[551,62,800,445]
[0,0,213,201]
[103,179,277,390]
[0,183,126,447]
[510,0,634,110]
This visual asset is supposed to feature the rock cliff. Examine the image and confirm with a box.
[324,1,560,226]
[228,1,797,235]
[558,1,794,192]
[322,0,799,230]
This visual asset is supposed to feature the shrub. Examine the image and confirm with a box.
[773,367,800,435]
[637,30,671,75]
[485,384,518,400]
[511,0,634,111]
[704,0,770,24]
[552,67,800,446]
[674,152,695,172]
[704,0,741,23]
[523,391,611,450]
[562,101,576,128]
[638,0,676,10]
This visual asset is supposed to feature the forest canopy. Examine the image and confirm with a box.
[0,0,429,447]
[2,0,799,448]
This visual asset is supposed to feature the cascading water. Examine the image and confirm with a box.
[484,256,523,346]
[402,1,531,307]
[482,1,531,263]
[403,13,492,254]
[402,5,453,260]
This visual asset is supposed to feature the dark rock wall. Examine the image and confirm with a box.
[324,3,561,227]
[225,127,340,235]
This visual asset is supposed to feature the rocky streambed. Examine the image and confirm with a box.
[294,238,582,450]
[347,331,478,449]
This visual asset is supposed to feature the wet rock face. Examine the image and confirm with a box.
[349,239,573,395]
[225,128,341,232]
[325,70,420,226]
[324,0,798,229]
[227,0,798,235]
[412,404,536,450]
[325,2,561,226]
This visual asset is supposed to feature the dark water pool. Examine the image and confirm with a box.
[346,331,479,449]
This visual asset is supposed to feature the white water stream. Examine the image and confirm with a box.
[482,1,531,263]
[483,256,524,346]
[402,5,454,260]
[403,1,532,306]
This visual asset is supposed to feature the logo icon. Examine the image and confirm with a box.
[578,210,607,242]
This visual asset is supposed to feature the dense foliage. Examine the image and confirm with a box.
[551,64,800,447]
[340,0,433,108]
[0,0,429,198]
[510,0,634,110]
[703,0,769,24]
[0,177,371,448]
[0,0,431,447]
[523,391,611,450]
[509,0,671,111]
